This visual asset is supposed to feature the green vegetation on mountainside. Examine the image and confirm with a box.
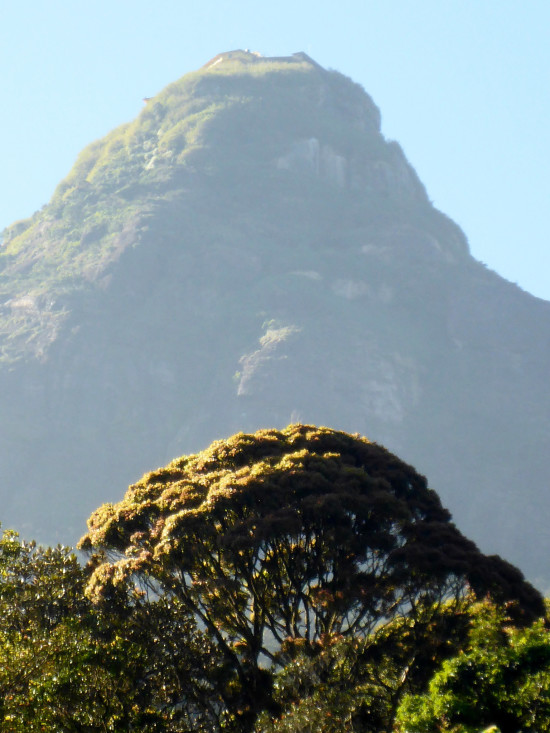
[0,51,432,362]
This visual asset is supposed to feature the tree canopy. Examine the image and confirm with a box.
[79,424,544,729]
[0,527,228,731]
[396,601,550,733]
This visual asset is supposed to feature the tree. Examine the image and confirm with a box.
[0,527,228,731]
[79,425,544,730]
[0,529,131,730]
[255,599,487,732]
[395,601,550,733]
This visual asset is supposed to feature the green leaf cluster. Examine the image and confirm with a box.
[396,601,550,732]
[0,528,225,730]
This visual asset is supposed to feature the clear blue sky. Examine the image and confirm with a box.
[1,0,549,299]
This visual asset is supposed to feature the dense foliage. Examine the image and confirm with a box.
[396,602,550,732]
[0,425,548,730]
[0,528,228,730]
[79,425,543,729]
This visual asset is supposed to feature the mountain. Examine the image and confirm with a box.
[1,50,549,583]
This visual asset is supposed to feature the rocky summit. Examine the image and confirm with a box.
[1,51,549,583]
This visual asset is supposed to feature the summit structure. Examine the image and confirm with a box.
[1,51,549,582]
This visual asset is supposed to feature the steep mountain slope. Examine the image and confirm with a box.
[1,51,549,582]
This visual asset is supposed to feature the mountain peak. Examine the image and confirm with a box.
[3,55,548,589]
[0,53,434,362]
[201,50,323,71]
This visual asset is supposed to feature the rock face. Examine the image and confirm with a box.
[1,50,549,583]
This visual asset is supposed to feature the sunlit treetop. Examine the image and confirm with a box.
[80,424,543,634]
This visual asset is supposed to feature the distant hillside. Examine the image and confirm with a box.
[1,50,549,584]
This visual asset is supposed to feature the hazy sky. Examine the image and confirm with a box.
[1,1,549,299]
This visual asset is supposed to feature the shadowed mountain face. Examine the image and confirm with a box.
[1,51,549,582]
